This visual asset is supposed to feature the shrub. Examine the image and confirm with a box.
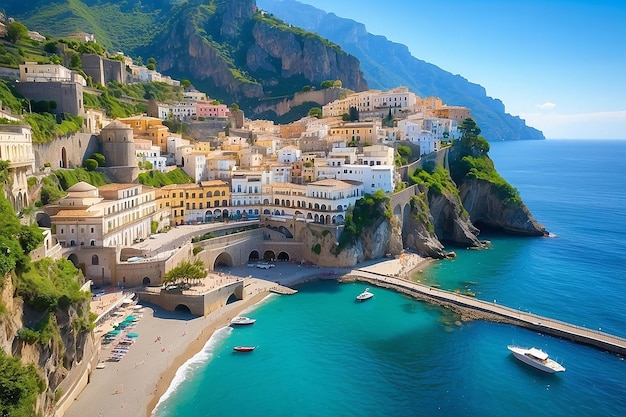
[312,243,321,255]
[83,159,98,171]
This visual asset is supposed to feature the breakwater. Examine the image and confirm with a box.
[341,269,626,356]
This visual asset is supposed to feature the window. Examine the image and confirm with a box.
[92,255,99,265]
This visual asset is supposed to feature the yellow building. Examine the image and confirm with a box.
[120,115,170,152]
[162,180,230,225]
[328,120,380,144]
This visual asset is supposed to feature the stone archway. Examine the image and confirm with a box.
[248,251,260,262]
[143,277,151,286]
[277,252,290,262]
[175,304,191,314]
[68,253,79,267]
[61,147,68,168]
[36,212,51,228]
[214,252,233,268]
[263,250,275,261]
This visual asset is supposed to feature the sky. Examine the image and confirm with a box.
[297,0,626,139]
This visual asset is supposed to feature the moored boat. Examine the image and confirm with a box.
[230,316,256,326]
[356,288,374,301]
[233,346,257,352]
[507,345,565,373]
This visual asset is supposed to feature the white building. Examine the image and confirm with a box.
[135,139,167,172]
[359,144,395,166]
[182,152,208,183]
[19,63,86,86]
[277,146,302,163]
[315,163,395,194]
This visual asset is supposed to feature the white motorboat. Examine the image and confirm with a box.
[507,345,565,373]
[230,316,256,326]
[356,288,374,301]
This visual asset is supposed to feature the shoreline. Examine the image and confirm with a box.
[63,253,432,417]
[146,290,271,416]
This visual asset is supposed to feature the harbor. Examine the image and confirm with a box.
[344,268,626,356]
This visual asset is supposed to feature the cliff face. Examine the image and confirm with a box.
[459,179,547,236]
[258,0,545,141]
[155,0,367,106]
[0,274,92,416]
[300,145,546,267]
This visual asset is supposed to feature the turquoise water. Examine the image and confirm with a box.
[154,140,626,417]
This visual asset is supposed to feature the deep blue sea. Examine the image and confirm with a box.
[154,140,626,417]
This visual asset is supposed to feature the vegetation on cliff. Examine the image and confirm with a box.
[1,163,92,416]
[0,349,45,417]
[449,119,521,205]
[336,190,391,252]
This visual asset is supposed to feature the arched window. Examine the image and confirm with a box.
[92,255,99,265]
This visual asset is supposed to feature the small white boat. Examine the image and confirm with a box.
[507,345,565,373]
[356,288,374,301]
[230,316,256,326]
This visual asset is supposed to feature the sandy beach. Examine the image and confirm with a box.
[63,253,430,417]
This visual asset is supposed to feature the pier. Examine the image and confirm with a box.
[344,269,626,356]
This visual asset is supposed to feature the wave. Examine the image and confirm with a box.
[152,325,233,414]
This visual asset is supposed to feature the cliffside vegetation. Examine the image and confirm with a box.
[449,119,521,205]
[0,349,45,417]
[1,163,92,416]
[336,190,391,252]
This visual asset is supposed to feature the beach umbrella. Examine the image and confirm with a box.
[106,330,121,336]
[126,332,139,338]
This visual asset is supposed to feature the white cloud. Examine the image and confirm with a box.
[536,102,557,110]
[520,110,626,139]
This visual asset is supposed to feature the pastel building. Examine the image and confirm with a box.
[47,182,157,248]
[0,125,35,211]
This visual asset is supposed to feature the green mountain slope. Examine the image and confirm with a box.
[5,0,367,110]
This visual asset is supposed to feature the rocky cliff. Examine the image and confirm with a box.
[155,0,367,107]
[300,142,546,267]
[0,272,92,416]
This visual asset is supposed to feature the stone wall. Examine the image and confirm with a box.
[32,133,99,170]
[139,280,243,315]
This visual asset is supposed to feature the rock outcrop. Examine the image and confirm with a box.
[0,273,92,416]
[459,178,547,236]
[155,0,367,106]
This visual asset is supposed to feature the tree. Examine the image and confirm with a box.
[69,53,82,70]
[341,113,351,122]
[301,85,311,92]
[308,107,322,118]
[230,103,239,112]
[146,63,156,71]
[181,79,191,89]
[459,118,481,138]
[6,21,28,44]
[320,80,335,89]
[349,106,359,121]
[19,224,44,253]
[163,260,206,286]
[90,153,105,166]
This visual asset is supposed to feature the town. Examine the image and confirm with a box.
[1,28,472,290]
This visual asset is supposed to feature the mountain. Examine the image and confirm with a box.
[3,0,367,108]
[257,0,544,141]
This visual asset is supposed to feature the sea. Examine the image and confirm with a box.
[153,139,626,417]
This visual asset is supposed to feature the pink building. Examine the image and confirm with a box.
[196,102,230,118]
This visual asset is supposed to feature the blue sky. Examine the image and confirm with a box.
[298,0,626,139]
